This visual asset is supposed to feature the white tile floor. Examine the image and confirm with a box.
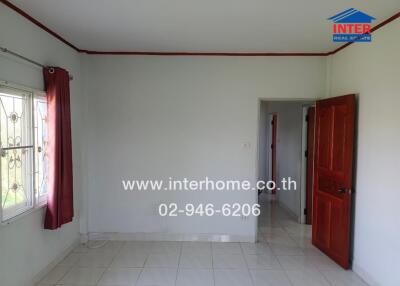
[36,194,369,286]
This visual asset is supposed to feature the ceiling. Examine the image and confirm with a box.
[5,0,400,53]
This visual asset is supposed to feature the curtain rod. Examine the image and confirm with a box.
[0,46,73,80]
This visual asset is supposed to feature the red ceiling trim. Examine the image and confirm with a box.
[1,1,399,56]
[0,0,81,52]
[327,42,352,56]
[370,11,400,33]
[81,50,327,56]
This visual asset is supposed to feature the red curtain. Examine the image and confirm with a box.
[43,67,74,230]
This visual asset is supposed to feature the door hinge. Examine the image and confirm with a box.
[305,150,308,157]
[271,144,274,149]
[304,208,307,215]
[306,115,309,122]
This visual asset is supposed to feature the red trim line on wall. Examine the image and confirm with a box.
[81,50,327,56]
[371,11,400,32]
[1,0,399,56]
[1,0,80,52]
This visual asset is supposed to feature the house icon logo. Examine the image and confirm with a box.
[328,8,376,42]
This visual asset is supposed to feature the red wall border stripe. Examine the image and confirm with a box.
[80,50,327,56]
[1,0,399,56]
[1,0,80,52]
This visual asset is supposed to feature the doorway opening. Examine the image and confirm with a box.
[257,95,356,270]
[258,100,315,223]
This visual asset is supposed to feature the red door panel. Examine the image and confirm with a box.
[314,194,331,248]
[318,107,333,169]
[312,94,356,269]
[332,106,347,173]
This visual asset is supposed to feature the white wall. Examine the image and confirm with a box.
[328,18,400,286]
[259,101,311,219]
[0,5,84,286]
[83,55,325,240]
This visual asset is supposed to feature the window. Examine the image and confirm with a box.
[0,84,48,222]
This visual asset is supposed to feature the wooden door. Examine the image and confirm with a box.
[306,107,315,225]
[271,114,277,194]
[312,95,356,269]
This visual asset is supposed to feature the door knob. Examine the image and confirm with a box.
[338,188,352,194]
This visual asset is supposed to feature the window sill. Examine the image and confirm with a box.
[1,203,47,226]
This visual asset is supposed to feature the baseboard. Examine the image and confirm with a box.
[29,237,80,286]
[352,262,380,286]
[87,232,256,243]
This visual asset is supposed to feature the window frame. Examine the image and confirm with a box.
[33,92,48,207]
[0,80,48,223]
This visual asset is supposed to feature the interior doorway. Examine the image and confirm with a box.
[257,95,356,270]
[258,100,315,223]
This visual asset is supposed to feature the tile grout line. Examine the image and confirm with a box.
[50,245,92,285]
[316,268,336,286]
[111,241,145,286]
[268,207,335,286]
[52,257,75,286]
[134,248,147,286]
[276,215,340,286]
[211,242,216,286]
[174,242,183,286]
[94,241,123,285]
[240,241,256,286]
[267,225,296,286]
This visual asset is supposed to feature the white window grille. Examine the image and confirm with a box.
[0,84,48,222]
